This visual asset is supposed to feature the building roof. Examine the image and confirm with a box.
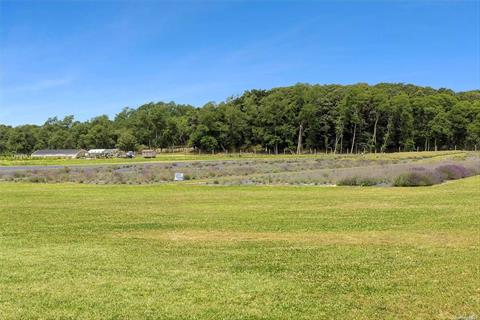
[32,149,85,156]
[88,149,118,154]
[88,149,106,153]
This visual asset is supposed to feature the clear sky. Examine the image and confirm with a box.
[0,0,479,126]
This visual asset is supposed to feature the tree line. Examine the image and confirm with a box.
[1,83,479,155]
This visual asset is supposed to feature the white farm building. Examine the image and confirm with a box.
[31,149,87,159]
[87,149,119,158]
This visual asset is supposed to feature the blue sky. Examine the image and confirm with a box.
[0,0,479,126]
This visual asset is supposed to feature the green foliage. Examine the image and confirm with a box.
[466,105,480,147]
[337,176,381,186]
[116,130,138,151]
[393,172,437,186]
[1,83,480,155]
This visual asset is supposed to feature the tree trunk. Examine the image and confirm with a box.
[350,123,357,154]
[334,135,339,154]
[381,117,394,153]
[296,124,303,155]
[373,114,379,153]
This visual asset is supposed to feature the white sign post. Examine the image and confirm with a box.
[174,172,184,181]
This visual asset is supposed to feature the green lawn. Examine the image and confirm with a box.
[0,178,479,319]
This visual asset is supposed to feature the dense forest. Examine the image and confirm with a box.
[1,83,480,155]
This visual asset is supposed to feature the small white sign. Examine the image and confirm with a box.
[174,172,184,181]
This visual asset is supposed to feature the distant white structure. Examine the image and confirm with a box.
[31,149,87,159]
[174,172,184,181]
[87,149,118,158]
[142,150,156,158]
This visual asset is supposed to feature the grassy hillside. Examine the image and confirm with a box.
[0,177,479,319]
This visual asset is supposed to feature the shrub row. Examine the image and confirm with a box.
[337,177,382,186]
[393,164,472,187]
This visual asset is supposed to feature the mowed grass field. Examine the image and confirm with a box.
[1,177,479,319]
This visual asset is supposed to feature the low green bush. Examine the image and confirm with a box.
[337,176,380,186]
[27,176,47,183]
[393,172,437,187]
